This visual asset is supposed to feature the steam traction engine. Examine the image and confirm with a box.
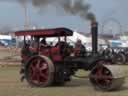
[15,22,125,91]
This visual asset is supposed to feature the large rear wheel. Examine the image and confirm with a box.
[25,55,54,87]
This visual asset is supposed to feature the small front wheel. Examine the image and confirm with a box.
[89,64,125,91]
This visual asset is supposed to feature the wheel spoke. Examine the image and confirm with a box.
[40,63,48,71]
[36,59,41,69]
[30,72,36,80]
[40,73,48,80]
[97,67,103,77]
[36,74,41,83]
[30,65,35,72]
[29,64,37,80]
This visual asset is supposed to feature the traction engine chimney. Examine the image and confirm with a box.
[91,21,98,53]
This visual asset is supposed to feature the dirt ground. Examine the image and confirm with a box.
[0,48,128,96]
[0,48,21,66]
[0,67,128,96]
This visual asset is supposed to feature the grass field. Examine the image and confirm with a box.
[0,67,128,96]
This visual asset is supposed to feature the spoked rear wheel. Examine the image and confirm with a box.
[25,55,54,87]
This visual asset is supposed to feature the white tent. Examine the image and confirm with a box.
[68,31,91,44]
[0,35,12,40]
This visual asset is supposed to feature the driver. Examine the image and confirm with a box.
[75,39,86,56]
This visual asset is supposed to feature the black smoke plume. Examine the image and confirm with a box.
[61,0,96,21]
[18,0,96,21]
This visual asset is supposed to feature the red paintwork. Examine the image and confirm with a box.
[15,28,73,37]
[39,47,50,56]
[51,47,62,61]
[39,46,62,62]
[21,46,63,64]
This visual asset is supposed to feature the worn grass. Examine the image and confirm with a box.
[0,67,127,96]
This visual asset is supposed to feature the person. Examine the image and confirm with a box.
[31,36,39,48]
[21,43,32,58]
[75,39,86,56]
[40,37,48,47]
[20,43,31,82]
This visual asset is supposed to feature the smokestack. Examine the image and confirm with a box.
[91,20,98,53]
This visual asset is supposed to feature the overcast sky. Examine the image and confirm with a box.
[0,0,127,35]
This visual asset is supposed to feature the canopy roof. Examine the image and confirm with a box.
[15,27,73,37]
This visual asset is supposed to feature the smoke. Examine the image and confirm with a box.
[1,0,96,21]
[32,0,53,7]
[61,0,95,21]
[30,0,96,21]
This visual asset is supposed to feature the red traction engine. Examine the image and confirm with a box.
[15,22,125,91]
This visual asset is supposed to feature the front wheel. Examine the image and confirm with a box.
[89,64,125,91]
